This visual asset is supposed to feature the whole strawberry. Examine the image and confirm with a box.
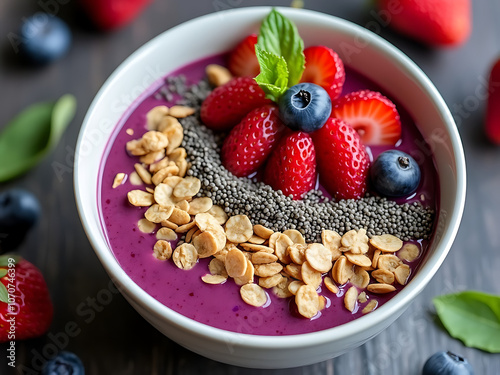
[378,0,471,46]
[0,256,53,343]
[486,57,500,144]
[228,34,260,78]
[79,0,152,30]
[200,77,271,131]
[313,118,370,200]
[221,105,285,177]
[263,132,317,200]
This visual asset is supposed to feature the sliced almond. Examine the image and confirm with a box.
[372,269,395,284]
[192,231,219,258]
[362,299,378,314]
[288,280,305,295]
[158,115,180,133]
[145,204,174,223]
[234,259,254,286]
[161,220,178,230]
[207,205,228,225]
[162,175,183,189]
[398,243,420,262]
[331,255,354,285]
[301,261,322,289]
[283,229,305,244]
[163,122,184,154]
[173,176,201,198]
[253,224,274,239]
[112,173,126,188]
[208,258,228,277]
[225,215,253,244]
[295,285,319,318]
[377,254,403,273]
[127,190,154,206]
[175,199,190,212]
[149,157,170,173]
[239,243,273,253]
[370,234,403,253]
[154,183,177,207]
[344,286,358,312]
[129,171,143,186]
[153,240,172,260]
[168,207,191,225]
[251,251,278,264]
[247,235,266,245]
[146,105,169,129]
[175,220,197,233]
[168,147,187,163]
[372,249,382,268]
[138,218,155,233]
[206,64,232,86]
[394,264,411,285]
[305,243,332,273]
[350,267,370,289]
[141,130,169,152]
[344,252,372,268]
[254,262,283,277]
[140,149,165,165]
[168,105,195,118]
[284,263,302,280]
[323,276,339,294]
[275,233,293,263]
[341,228,369,255]
[322,229,342,261]
[240,283,267,307]
[188,197,213,215]
[288,243,307,265]
[201,274,227,284]
[172,243,198,270]
[225,248,248,278]
[367,283,396,294]
[272,276,293,298]
[156,227,177,241]
[258,273,283,289]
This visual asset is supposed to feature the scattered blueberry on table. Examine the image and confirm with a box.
[423,351,474,375]
[278,82,332,132]
[370,150,421,197]
[0,189,41,253]
[42,351,85,375]
[19,13,71,65]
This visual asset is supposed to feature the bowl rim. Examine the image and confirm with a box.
[75,6,466,349]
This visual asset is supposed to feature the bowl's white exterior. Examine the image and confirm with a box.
[75,7,466,369]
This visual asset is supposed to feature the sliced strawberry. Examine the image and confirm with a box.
[221,105,285,177]
[331,90,401,146]
[263,132,316,200]
[300,46,345,101]
[228,34,260,78]
[486,58,500,144]
[201,77,271,131]
[0,256,53,343]
[313,118,370,200]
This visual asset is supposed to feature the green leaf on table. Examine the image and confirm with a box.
[0,94,77,182]
[254,46,289,102]
[257,8,305,87]
[433,291,500,353]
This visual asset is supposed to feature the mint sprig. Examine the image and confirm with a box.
[254,9,305,102]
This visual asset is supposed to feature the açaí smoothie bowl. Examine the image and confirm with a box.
[76,7,465,368]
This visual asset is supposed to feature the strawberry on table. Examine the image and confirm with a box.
[378,0,471,47]
[300,46,345,101]
[0,256,53,343]
[313,118,370,200]
[331,90,401,146]
[79,0,152,30]
[221,105,285,177]
[486,57,500,145]
[228,34,260,78]
[263,132,317,200]
[201,77,271,131]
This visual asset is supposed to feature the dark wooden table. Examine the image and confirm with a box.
[1,0,499,373]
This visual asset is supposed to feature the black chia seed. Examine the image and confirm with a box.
[157,75,435,243]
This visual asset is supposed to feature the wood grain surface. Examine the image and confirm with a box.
[1,0,500,374]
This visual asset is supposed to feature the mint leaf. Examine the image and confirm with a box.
[434,291,500,353]
[0,283,8,304]
[0,255,20,267]
[254,46,289,102]
[0,269,7,278]
[0,94,77,182]
[257,8,305,87]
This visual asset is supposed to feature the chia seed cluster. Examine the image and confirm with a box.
[156,75,435,243]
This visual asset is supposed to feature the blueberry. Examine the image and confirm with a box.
[278,83,332,132]
[42,351,85,375]
[370,150,421,197]
[19,13,71,65]
[423,351,474,375]
[0,189,41,253]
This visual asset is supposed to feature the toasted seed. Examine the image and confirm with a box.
[284,263,302,280]
[344,252,372,268]
[240,283,267,307]
[350,267,370,289]
[169,105,195,118]
[288,280,305,295]
[173,176,201,198]
[322,229,342,261]
[251,251,278,264]
[398,243,420,262]
[323,276,339,294]
[234,259,255,286]
[258,273,283,289]
[153,240,172,260]
[188,197,213,215]
[137,218,155,233]
[207,205,228,225]
[192,231,219,258]
[283,229,306,244]
[377,255,403,273]
[370,234,403,253]
[225,215,253,243]
[301,261,322,289]
[168,207,191,225]
[254,262,283,277]
[344,286,358,312]
[129,171,143,185]
[201,274,227,284]
[362,299,378,314]
[253,224,274,239]
[247,235,266,245]
[295,285,320,318]
[146,105,169,129]
[372,269,395,284]
[288,243,307,265]
[225,248,248,278]
[145,204,174,223]
[172,243,198,270]
[128,190,154,206]
[367,283,397,294]
[394,264,411,285]
[275,234,293,263]
[206,64,232,86]
[156,227,177,241]
[305,243,332,273]
[112,173,126,188]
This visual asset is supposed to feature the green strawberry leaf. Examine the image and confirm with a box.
[0,255,20,267]
[0,94,77,182]
[0,269,7,278]
[257,8,305,87]
[0,283,8,303]
[433,291,500,353]
[254,46,289,102]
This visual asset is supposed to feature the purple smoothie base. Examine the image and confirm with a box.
[98,53,438,336]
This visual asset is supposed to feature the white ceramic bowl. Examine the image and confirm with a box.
[75,6,466,369]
